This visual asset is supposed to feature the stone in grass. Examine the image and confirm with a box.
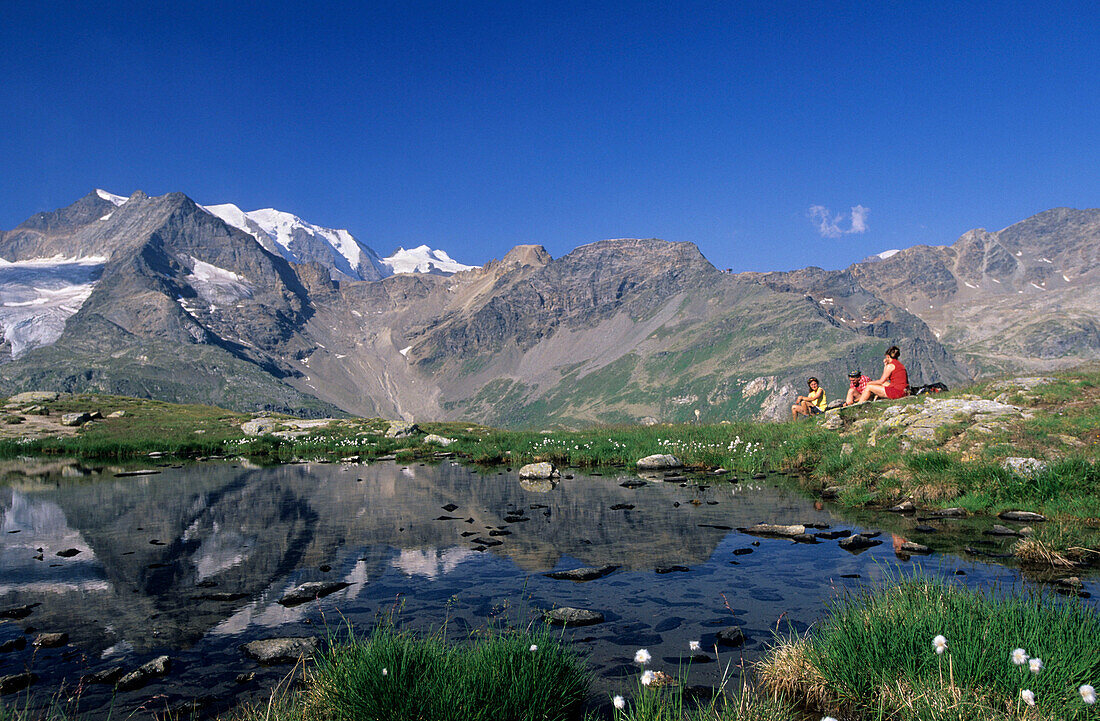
[821,486,844,500]
[33,632,68,648]
[739,523,806,538]
[0,673,37,695]
[715,627,745,647]
[545,565,619,582]
[117,655,170,691]
[241,418,277,436]
[241,637,319,665]
[999,510,1047,523]
[61,412,93,427]
[839,534,882,551]
[636,454,682,471]
[888,501,916,513]
[545,607,605,627]
[518,462,558,479]
[422,434,455,446]
[277,581,351,607]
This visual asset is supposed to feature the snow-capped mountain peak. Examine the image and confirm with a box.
[383,245,477,275]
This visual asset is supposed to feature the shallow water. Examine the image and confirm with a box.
[0,460,1095,718]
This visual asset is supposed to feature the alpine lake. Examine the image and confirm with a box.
[1,457,1096,719]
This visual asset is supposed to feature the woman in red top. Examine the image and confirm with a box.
[858,346,908,402]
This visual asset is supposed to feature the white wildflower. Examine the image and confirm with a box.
[613,695,626,709]
[822,717,839,721]
[640,669,656,686]
[1081,685,1096,704]
[382,668,388,676]
[931,635,947,655]
[689,640,701,652]
[1011,647,1029,665]
[529,644,538,652]
[634,648,652,665]
[1021,689,1036,706]
[1029,657,1043,674]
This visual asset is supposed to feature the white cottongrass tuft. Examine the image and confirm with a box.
[1011,648,1029,665]
[1029,657,1043,674]
[822,717,839,721]
[1021,689,1036,707]
[931,634,947,655]
[641,669,656,686]
[689,640,701,652]
[1081,685,1096,704]
[634,648,652,665]
[613,695,626,710]
[382,668,388,677]
[529,644,538,652]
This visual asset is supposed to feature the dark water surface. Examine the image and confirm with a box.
[0,460,1095,718]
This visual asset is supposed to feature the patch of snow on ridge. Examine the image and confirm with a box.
[185,257,254,306]
[95,189,128,206]
[383,245,476,275]
[876,249,900,260]
[0,257,106,358]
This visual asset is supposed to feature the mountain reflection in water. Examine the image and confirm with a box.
[0,460,1080,719]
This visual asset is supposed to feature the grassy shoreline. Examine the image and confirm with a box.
[1,369,1098,562]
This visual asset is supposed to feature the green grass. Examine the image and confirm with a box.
[228,625,589,721]
[759,573,1100,720]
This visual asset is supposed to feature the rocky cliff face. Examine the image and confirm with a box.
[1,191,1089,425]
[848,208,1100,372]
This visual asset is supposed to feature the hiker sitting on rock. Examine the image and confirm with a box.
[791,377,827,420]
[858,346,909,402]
[844,369,871,405]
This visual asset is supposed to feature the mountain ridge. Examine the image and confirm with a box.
[0,190,1094,425]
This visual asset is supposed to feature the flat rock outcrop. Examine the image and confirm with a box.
[868,397,1027,444]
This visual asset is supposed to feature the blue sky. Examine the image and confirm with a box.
[2,1,1098,272]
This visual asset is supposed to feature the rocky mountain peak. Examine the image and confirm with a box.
[500,244,551,267]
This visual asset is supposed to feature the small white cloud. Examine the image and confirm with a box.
[808,204,870,238]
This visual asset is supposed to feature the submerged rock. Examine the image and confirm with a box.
[839,534,882,551]
[241,637,319,664]
[545,607,605,626]
[739,523,806,538]
[33,632,68,648]
[117,655,170,691]
[545,566,620,582]
[0,672,37,695]
[277,581,351,606]
[715,627,745,647]
[82,666,125,685]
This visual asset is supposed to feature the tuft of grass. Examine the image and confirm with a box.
[758,573,1100,720]
[231,624,589,721]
